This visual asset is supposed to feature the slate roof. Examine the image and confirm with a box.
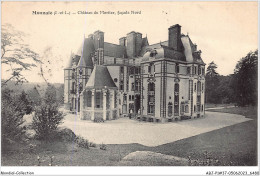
[85,65,117,89]
[140,36,205,64]
[139,41,168,56]
[77,38,95,68]
[104,42,126,58]
[142,45,185,61]
[65,52,75,69]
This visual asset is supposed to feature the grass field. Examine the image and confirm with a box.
[206,105,257,119]
[2,106,257,166]
[205,103,235,109]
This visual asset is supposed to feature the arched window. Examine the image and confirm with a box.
[185,105,189,113]
[168,102,173,117]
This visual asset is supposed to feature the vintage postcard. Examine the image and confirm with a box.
[1,1,258,175]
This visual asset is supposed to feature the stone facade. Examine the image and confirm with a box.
[64,24,206,122]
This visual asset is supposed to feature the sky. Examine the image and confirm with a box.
[1,1,258,83]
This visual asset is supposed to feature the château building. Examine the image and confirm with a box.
[64,24,206,122]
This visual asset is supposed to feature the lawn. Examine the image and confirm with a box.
[205,103,235,109]
[206,105,257,119]
[2,106,257,166]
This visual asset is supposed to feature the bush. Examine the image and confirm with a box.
[58,128,76,142]
[89,142,97,148]
[76,136,89,149]
[100,143,107,150]
[32,102,64,141]
[1,88,27,149]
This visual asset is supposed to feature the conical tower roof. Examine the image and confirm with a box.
[86,65,117,89]
[65,52,75,69]
[77,37,95,68]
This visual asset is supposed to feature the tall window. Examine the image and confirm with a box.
[176,64,179,73]
[148,83,155,114]
[187,67,190,74]
[120,80,124,91]
[168,102,173,117]
[197,81,201,92]
[86,91,92,107]
[95,92,102,108]
[174,83,179,115]
[131,82,135,91]
[148,65,151,73]
[148,63,155,74]
[185,105,189,113]
[194,83,197,92]
[135,80,140,91]
[120,66,124,74]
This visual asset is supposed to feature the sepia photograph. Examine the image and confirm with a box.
[1,1,258,175]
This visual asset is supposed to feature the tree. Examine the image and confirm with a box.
[56,84,64,105]
[18,91,33,115]
[27,86,42,106]
[1,24,41,86]
[44,85,57,104]
[205,62,220,103]
[1,88,27,149]
[232,50,258,106]
[32,85,64,141]
[216,75,235,104]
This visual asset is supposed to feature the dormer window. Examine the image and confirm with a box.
[150,50,158,57]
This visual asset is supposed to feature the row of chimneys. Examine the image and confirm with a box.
[87,24,184,58]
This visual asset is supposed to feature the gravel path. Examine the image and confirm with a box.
[61,111,251,147]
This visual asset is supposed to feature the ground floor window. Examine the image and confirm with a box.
[168,102,173,117]
[95,92,102,108]
[86,91,92,107]
[181,104,185,115]
[185,105,189,113]
[174,105,179,115]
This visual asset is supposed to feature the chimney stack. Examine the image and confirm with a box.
[168,24,182,51]
[126,31,136,58]
[119,37,126,46]
[93,30,104,49]
[88,34,94,40]
[135,32,142,56]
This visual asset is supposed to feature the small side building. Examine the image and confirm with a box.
[80,65,118,121]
